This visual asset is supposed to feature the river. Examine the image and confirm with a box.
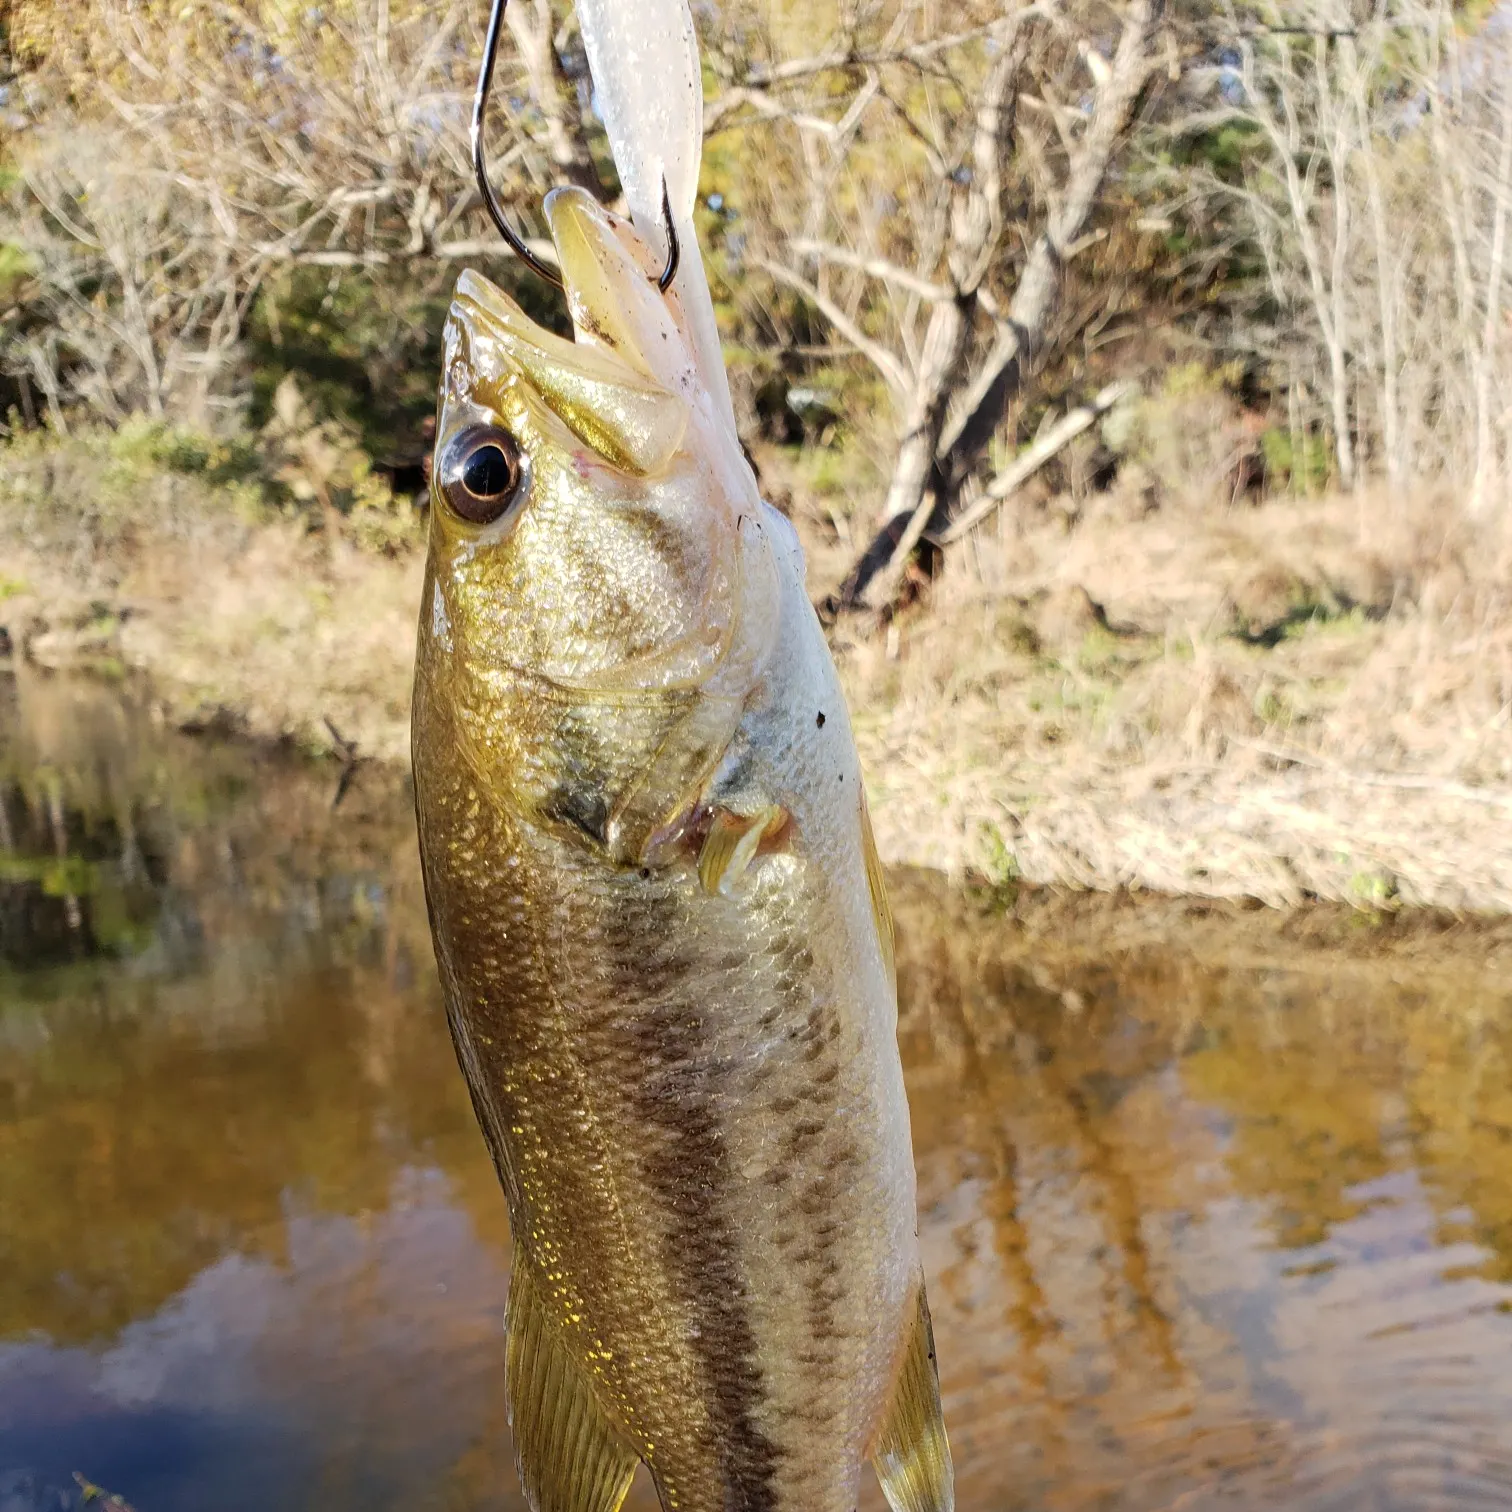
[3,668,1512,1511]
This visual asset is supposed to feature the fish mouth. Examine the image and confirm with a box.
[448,248,688,479]
[544,188,703,404]
[443,188,726,482]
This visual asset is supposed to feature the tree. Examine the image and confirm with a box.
[1213,0,1512,511]
[0,0,597,426]
[704,0,1168,611]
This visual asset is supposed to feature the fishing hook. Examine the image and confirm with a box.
[472,0,681,295]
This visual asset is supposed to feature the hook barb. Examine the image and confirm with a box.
[472,0,682,298]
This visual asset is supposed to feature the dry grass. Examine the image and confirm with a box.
[822,485,1512,912]
[4,432,1511,912]
[0,431,423,762]
[9,528,423,763]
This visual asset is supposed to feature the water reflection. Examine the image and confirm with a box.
[896,891,1512,1510]
[3,668,1512,1510]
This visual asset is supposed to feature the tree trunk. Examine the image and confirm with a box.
[834,0,1162,613]
[873,295,973,546]
[1325,331,1354,492]
[1318,32,1357,490]
[507,0,603,195]
[831,22,1030,611]
[1471,67,1512,517]
[1343,33,1401,489]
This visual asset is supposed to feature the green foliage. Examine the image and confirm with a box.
[73,1473,137,1512]
[0,239,31,298]
[109,416,260,488]
[0,852,99,895]
[0,398,419,555]
[1260,425,1332,495]
[1192,121,1264,184]
[246,267,454,465]
[1347,868,1402,920]
[1114,362,1249,506]
[1253,682,1293,728]
[0,423,255,547]
[244,261,566,467]
[978,820,1022,908]
[259,374,416,551]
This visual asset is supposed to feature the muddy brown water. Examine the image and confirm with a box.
[3,669,1512,1512]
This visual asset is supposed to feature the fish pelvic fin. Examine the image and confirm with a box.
[506,1263,639,1512]
[860,792,896,986]
[871,1281,955,1512]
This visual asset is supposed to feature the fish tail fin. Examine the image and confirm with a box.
[506,1263,640,1512]
[870,1280,955,1512]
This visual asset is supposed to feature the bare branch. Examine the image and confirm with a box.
[938,0,1165,478]
[936,382,1131,544]
[752,255,913,400]
[789,240,952,302]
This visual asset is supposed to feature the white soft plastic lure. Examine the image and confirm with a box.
[410,4,954,1509]
[574,0,736,436]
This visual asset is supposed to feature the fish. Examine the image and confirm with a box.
[411,10,950,1510]
[411,215,953,1512]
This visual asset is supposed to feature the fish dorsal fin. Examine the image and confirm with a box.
[871,1282,955,1512]
[506,1263,639,1512]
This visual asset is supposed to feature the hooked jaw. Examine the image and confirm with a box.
[428,202,739,682]
[447,265,688,480]
[439,187,736,488]
[542,188,762,520]
[424,189,783,787]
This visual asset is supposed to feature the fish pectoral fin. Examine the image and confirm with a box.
[506,1264,639,1512]
[697,805,791,895]
[871,1282,955,1512]
[605,694,743,866]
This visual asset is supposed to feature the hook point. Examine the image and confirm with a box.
[656,177,681,294]
[473,0,681,302]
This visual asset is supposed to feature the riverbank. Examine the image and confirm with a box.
[2,430,1509,913]
[804,468,1512,914]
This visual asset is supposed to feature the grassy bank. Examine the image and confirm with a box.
[0,420,422,763]
[802,465,1512,913]
[2,425,1509,913]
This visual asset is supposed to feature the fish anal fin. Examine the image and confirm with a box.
[871,1282,954,1512]
[506,1264,639,1512]
[696,804,791,896]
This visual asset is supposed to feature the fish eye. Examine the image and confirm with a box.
[438,425,526,526]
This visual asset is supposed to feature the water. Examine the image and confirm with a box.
[3,670,1512,1512]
